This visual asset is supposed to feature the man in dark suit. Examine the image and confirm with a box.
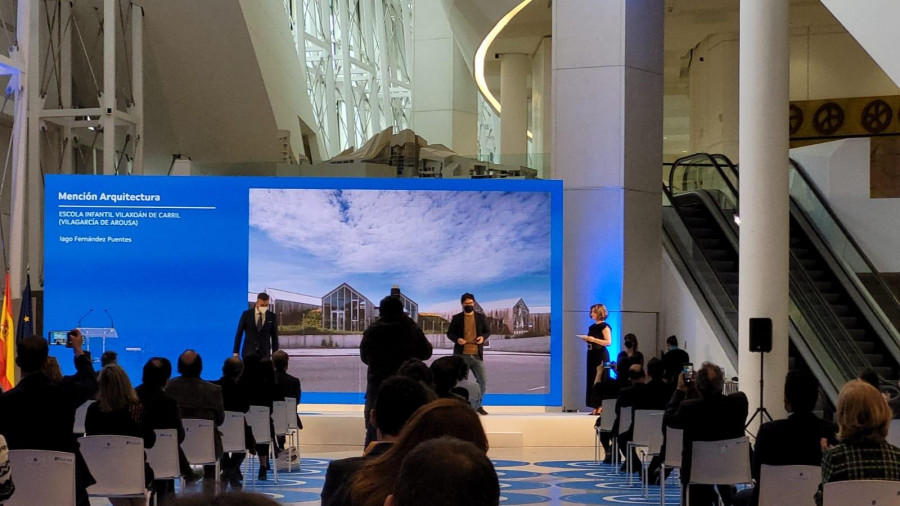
[0,335,95,506]
[664,361,748,506]
[321,376,431,506]
[166,350,225,488]
[360,295,432,445]
[136,357,185,500]
[234,292,278,358]
[661,335,690,384]
[738,370,837,506]
[272,350,302,429]
[446,292,491,415]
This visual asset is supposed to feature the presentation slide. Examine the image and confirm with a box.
[44,175,563,405]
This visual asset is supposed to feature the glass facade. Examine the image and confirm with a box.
[321,283,373,332]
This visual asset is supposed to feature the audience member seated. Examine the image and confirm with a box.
[613,333,645,390]
[101,350,118,368]
[731,370,837,506]
[615,365,648,471]
[0,335,95,506]
[0,434,13,503]
[664,361,748,506]
[385,436,499,506]
[661,335,690,384]
[320,376,431,506]
[396,359,437,399]
[213,357,251,490]
[814,379,900,506]
[334,398,489,506]
[430,356,469,402]
[136,357,185,501]
[238,355,278,481]
[454,355,483,411]
[272,349,302,464]
[645,358,675,407]
[85,364,156,505]
[166,350,225,486]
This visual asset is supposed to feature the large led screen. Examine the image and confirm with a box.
[45,175,562,405]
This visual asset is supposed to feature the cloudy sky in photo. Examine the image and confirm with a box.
[248,189,552,309]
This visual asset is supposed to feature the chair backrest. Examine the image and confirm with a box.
[632,410,665,454]
[220,411,247,453]
[72,400,95,434]
[246,405,272,444]
[618,406,633,435]
[272,401,289,436]
[664,426,684,468]
[6,450,76,506]
[78,435,146,497]
[823,480,900,506]
[887,419,900,447]
[598,398,617,431]
[285,397,299,431]
[145,429,180,480]
[182,418,216,465]
[690,436,751,485]
[759,464,820,506]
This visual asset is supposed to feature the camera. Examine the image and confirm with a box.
[48,330,71,347]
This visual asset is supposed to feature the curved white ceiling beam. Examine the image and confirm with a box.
[473,0,533,113]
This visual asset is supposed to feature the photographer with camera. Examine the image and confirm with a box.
[664,361,748,506]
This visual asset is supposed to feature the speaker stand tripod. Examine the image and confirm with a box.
[745,349,773,436]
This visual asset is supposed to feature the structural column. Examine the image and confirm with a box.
[531,37,552,178]
[553,0,664,410]
[739,0,791,428]
[499,53,529,163]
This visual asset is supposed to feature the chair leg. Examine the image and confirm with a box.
[612,437,619,473]
[627,443,633,485]
[271,443,278,483]
[660,464,665,506]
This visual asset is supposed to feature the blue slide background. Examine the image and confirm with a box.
[44,175,563,405]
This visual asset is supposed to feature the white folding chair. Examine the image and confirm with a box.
[220,411,247,454]
[6,450,75,506]
[660,426,683,506]
[78,435,150,503]
[285,397,300,471]
[616,406,633,475]
[887,419,900,447]
[72,400,95,435]
[628,410,664,494]
[246,405,278,484]
[688,436,752,506]
[181,419,219,482]
[823,480,900,506]
[272,401,289,438]
[594,398,617,462]
[146,429,181,484]
[759,464,820,506]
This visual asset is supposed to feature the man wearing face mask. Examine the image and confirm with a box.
[446,293,491,415]
[233,292,279,359]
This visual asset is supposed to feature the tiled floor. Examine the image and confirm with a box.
[175,445,684,505]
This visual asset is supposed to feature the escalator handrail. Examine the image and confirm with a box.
[787,158,900,314]
[666,153,740,211]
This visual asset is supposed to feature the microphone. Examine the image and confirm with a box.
[104,309,115,329]
[78,308,94,327]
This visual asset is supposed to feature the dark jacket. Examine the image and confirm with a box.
[446,311,491,360]
[61,352,99,404]
[165,376,225,457]
[662,348,690,384]
[751,411,838,506]
[275,369,303,430]
[359,316,433,393]
[234,308,279,358]
[664,389,749,483]
[321,442,393,506]
[135,384,185,443]
[212,377,251,414]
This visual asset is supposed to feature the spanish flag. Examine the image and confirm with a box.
[0,272,15,391]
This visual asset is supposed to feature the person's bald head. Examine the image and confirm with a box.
[178,350,203,378]
[222,356,243,380]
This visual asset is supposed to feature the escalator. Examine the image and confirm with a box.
[662,153,900,403]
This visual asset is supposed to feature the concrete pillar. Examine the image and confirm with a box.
[553,0,664,410]
[688,33,739,161]
[499,53,529,162]
[531,37,552,178]
[412,0,477,155]
[738,0,790,428]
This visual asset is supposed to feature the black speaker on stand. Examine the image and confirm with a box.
[746,318,774,434]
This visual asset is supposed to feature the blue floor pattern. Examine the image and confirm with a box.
[177,457,684,505]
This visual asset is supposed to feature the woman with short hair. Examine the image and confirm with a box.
[815,379,900,505]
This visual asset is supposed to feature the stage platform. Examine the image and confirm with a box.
[300,405,597,448]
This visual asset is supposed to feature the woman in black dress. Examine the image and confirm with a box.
[578,303,612,414]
